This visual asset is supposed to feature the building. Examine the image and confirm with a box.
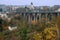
[0,5,6,12]
[14,3,60,24]
[0,3,60,24]
[0,5,19,13]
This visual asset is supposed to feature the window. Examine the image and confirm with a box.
[37,15,39,20]
[32,16,34,20]
[48,13,52,20]
[27,16,28,21]
[0,8,2,12]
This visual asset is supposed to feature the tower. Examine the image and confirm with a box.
[29,2,34,10]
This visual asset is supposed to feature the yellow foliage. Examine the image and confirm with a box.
[46,34,52,39]
[32,31,43,40]
[44,26,58,40]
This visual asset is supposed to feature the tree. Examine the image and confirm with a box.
[20,27,28,40]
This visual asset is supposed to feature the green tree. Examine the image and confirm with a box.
[20,27,28,40]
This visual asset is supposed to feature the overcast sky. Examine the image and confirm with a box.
[0,0,60,6]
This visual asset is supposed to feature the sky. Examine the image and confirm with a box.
[0,0,60,6]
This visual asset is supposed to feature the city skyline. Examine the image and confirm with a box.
[0,0,60,6]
